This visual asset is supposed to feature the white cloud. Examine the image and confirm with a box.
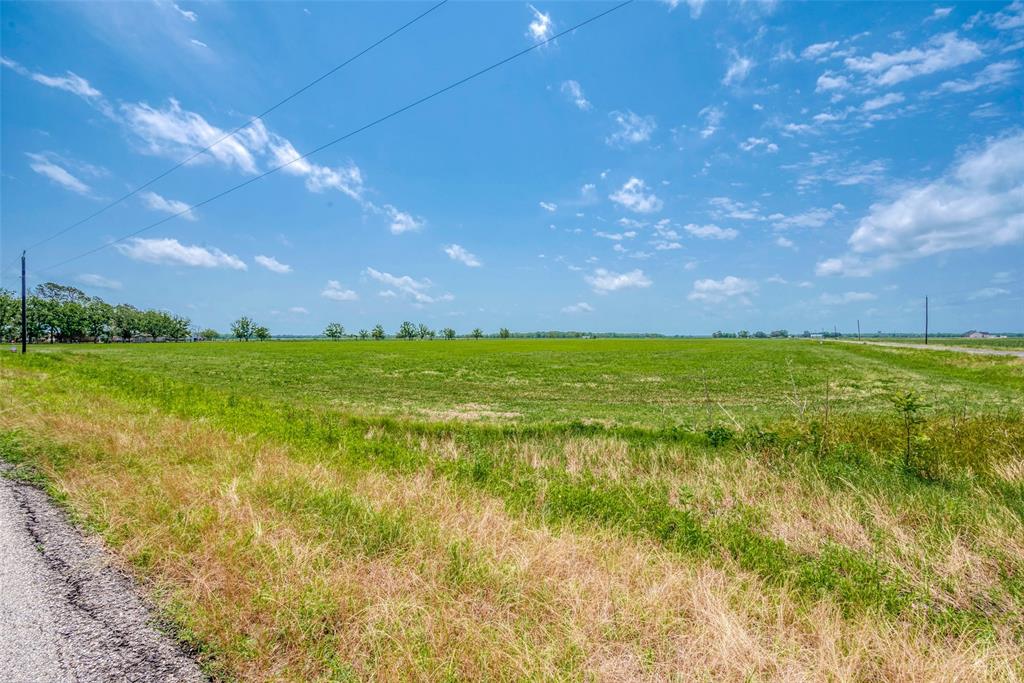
[683,223,738,240]
[1,57,101,99]
[861,92,905,111]
[560,80,591,110]
[139,190,196,220]
[938,60,1019,93]
[25,152,91,195]
[585,268,651,294]
[527,4,553,42]
[115,237,246,270]
[992,1,1024,30]
[818,131,1024,276]
[775,236,795,248]
[723,52,754,86]
[709,196,763,221]
[606,110,656,146]
[802,41,839,60]
[844,32,983,86]
[609,177,663,214]
[444,244,482,267]
[771,205,843,229]
[383,204,423,234]
[661,0,707,18]
[739,137,779,153]
[189,39,208,48]
[688,276,758,304]
[365,267,451,304]
[122,98,264,173]
[76,273,122,290]
[595,230,636,241]
[321,280,358,301]
[562,302,594,313]
[173,3,198,21]
[268,137,364,200]
[254,255,292,274]
[698,105,725,138]
[820,291,877,304]
[539,201,557,212]
[289,306,309,314]
[969,287,1010,300]
[816,72,850,91]
[926,7,953,22]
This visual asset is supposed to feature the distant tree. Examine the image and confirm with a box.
[232,316,254,341]
[83,298,113,342]
[34,282,88,304]
[199,328,220,340]
[324,322,345,340]
[253,325,271,341]
[770,329,788,338]
[801,330,812,338]
[112,304,141,342]
[442,327,456,340]
[358,329,370,340]
[471,327,483,339]
[753,330,768,339]
[738,330,750,339]
[417,323,431,340]
[139,310,167,341]
[372,324,385,340]
[0,288,17,341]
[499,327,511,339]
[398,321,417,340]
[427,328,436,340]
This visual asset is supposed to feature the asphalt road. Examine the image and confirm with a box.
[0,464,205,682]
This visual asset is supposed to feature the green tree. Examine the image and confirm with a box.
[324,322,345,340]
[83,298,113,341]
[358,329,369,340]
[0,288,17,341]
[738,330,750,338]
[499,327,511,339]
[892,390,926,470]
[253,325,271,341]
[199,328,220,341]
[398,321,417,340]
[231,316,254,341]
[112,304,140,342]
[471,327,483,339]
[372,324,385,340]
[442,327,456,340]
[417,323,431,340]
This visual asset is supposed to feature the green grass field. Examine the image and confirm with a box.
[2,339,1023,680]
[868,336,1024,350]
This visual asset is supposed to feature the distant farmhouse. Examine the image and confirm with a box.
[963,330,1007,339]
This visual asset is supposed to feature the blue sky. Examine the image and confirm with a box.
[1,0,1022,335]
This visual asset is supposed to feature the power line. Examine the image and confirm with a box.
[34,0,634,276]
[11,0,449,260]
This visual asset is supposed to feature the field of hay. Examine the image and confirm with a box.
[1,339,1022,681]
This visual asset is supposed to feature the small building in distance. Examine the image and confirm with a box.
[963,330,1006,339]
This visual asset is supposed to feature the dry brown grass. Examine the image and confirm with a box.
[1,369,1022,680]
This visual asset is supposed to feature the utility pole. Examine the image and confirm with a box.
[857,319,861,341]
[924,296,929,346]
[21,251,27,354]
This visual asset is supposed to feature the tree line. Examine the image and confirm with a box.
[0,283,191,343]
[322,322,509,340]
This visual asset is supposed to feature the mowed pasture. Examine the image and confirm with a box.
[1,339,1023,681]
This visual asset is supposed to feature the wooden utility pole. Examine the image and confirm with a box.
[924,296,929,345]
[857,319,861,341]
[21,251,27,354]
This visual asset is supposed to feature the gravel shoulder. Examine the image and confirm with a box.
[0,463,205,683]
[836,340,1024,358]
